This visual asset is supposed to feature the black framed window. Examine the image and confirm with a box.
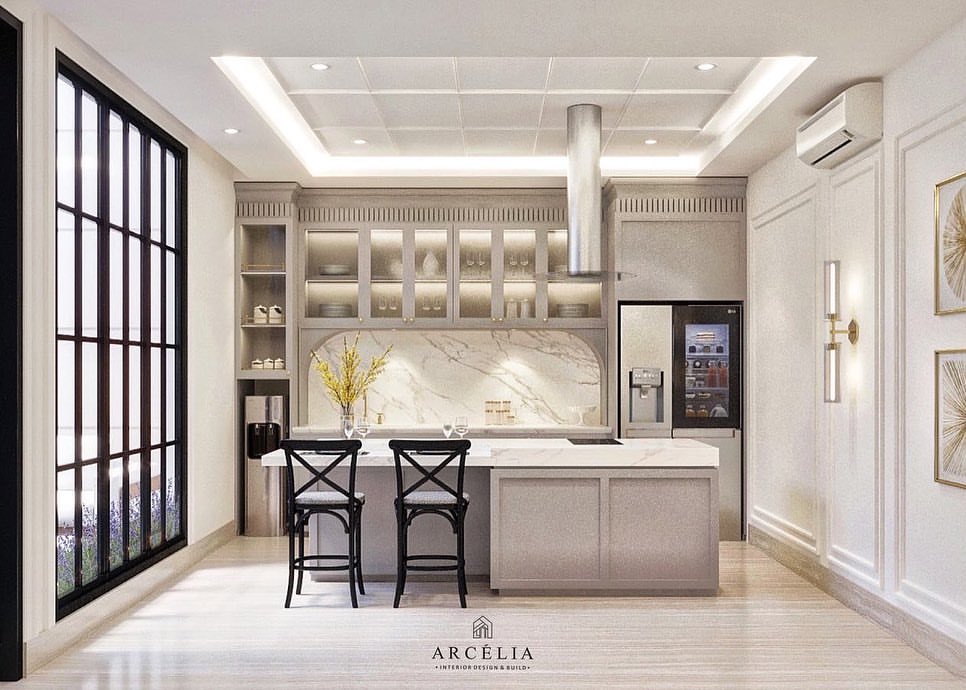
[55,55,187,617]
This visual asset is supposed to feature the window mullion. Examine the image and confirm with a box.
[71,83,82,591]
[120,119,130,563]
[139,133,150,554]
[96,100,110,579]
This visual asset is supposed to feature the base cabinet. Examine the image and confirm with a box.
[490,468,718,592]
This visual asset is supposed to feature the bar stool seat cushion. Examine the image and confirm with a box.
[404,491,470,506]
[297,491,366,507]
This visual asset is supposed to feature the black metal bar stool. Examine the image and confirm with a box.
[280,439,365,608]
[389,439,471,608]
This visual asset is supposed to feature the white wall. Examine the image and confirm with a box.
[1,0,238,652]
[747,16,966,645]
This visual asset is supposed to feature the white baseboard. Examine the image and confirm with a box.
[750,524,966,678]
[24,520,237,675]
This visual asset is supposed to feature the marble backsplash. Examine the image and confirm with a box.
[305,330,602,428]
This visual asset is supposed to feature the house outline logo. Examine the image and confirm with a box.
[472,615,493,639]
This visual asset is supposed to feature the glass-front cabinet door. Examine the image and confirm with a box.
[456,229,494,322]
[304,228,360,324]
[369,228,404,322]
[413,228,449,322]
[502,229,538,323]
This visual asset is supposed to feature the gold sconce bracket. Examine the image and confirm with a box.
[828,317,859,346]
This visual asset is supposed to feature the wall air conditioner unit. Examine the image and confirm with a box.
[796,82,882,169]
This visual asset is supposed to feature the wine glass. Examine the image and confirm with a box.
[520,252,530,276]
[355,417,370,443]
[389,295,398,313]
[454,416,469,439]
[341,415,354,439]
[442,421,454,439]
[508,252,518,277]
[465,250,475,277]
[378,295,387,313]
[477,251,487,275]
[432,295,442,311]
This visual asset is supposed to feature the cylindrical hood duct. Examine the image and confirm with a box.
[567,104,602,275]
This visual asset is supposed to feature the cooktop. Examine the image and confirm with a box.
[567,438,623,445]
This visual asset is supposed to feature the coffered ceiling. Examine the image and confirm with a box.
[269,56,756,157]
[33,0,966,185]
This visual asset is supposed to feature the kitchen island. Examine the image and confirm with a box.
[261,438,718,594]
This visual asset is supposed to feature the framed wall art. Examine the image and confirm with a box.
[936,349,966,489]
[935,170,966,314]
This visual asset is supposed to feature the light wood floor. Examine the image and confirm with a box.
[16,538,965,689]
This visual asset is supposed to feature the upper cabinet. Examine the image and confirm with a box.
[237,220,292,377]
[300,222,603,329]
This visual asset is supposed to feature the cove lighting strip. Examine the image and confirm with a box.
[214,55,812,178]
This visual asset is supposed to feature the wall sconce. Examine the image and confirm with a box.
[823,260,859,403]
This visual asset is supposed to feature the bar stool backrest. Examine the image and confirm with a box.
[388,439,472,505]
[280,439,363,510]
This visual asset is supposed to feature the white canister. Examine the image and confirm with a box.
[251,359,264,370]
[519,298,532,319]
[268,305,283,324]
[252,304,268,324]
[273,358,285,370]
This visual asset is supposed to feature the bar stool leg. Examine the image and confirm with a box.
[285,512,296,609]
[296,517,306,595]
[354,506,366,596]
[347,511,359,609]
[456,506,467,608]
[393,506,407,608]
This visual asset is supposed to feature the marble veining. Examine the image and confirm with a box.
[306,330,601,427]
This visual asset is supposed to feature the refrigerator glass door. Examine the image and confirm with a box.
[672,305,741,428]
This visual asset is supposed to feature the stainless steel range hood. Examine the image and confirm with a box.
[545,103,627,281]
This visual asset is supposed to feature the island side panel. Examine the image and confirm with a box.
[490,468,718,592]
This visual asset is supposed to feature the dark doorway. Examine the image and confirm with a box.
[0,4,23,682]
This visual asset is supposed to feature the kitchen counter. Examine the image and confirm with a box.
[290,424,614,439]
[261,437,717,469]
[260,437,719,595]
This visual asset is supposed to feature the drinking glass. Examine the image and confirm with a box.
[442,422,454,439]
[465,251,475,276]
[508,252,518,277]
[477,251,487,274]
[378,295,387,312]
[454,416,469,439]
[355,417,370,441]
[389,295,398,313]
[432,295,442,311]
[520,253,530,275]
[341,415,354,439]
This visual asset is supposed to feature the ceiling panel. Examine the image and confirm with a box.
[389,129,465,155]
[619,93,728,128]
[373,93,461,127]
[547,57,649,91]
[603,129,699,155]
[456,57,550,90]
[459,94,545,128]
[464,129,538,155]
[539,93,630,129]
[533,128,566,155]
[266,57,369,91]
[292,93,385,128]
[359,57,456,90]
[638,57,757,91]
[316,127,397,155]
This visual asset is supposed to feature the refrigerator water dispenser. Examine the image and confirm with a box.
[629,367,664,424]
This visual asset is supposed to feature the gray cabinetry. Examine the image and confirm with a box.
[490,468,719,592]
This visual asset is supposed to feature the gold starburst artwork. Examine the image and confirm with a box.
[936,172,966,314]
[943,185,966,301]
[936,350,966,489]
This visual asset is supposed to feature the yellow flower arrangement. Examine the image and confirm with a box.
[311,334,391,413]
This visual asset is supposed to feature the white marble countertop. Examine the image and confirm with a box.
[261,437,718,469]
[291,424,613,437]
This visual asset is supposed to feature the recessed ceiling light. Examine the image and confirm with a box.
[223,127,239,134]
[695,62,717,71]
[644,138,658,145]
[352,138,368,145]
[310,62,330,71]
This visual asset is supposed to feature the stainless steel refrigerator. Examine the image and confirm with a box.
[618,302,743,540]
